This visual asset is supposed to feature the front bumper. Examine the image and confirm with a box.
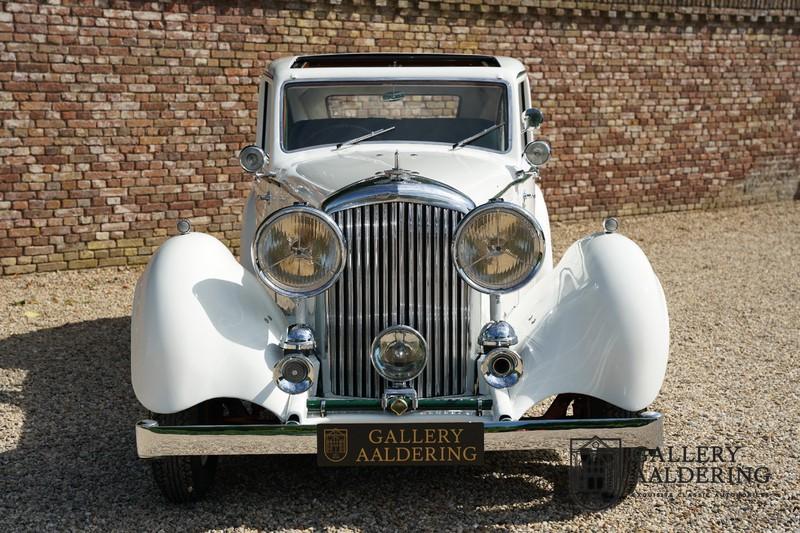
[136,411,663,459]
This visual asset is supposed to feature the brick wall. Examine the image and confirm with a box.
[1,1,798,275]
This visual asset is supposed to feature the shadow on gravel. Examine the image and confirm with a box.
[0,318,588,530]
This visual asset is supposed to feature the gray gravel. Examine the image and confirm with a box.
[1,201,798,531]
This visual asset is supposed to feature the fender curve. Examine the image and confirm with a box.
[505,232,669,418]
[131,232,294,419]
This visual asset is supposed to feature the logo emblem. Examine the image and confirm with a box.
[569,436,624,510]
[323,428,348,463]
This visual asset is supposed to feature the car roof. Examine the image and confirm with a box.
[266,54,526,83]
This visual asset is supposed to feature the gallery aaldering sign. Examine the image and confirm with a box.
[317,423,484,466]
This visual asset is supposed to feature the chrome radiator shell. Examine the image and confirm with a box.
[323,195,473,398]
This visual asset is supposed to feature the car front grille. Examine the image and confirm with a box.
[326,202,471,398]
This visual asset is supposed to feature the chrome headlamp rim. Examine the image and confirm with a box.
[370,325,428,382]
[451,201,546,294]
[251,204,347,298]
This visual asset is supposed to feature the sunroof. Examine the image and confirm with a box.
[290,54,501,69]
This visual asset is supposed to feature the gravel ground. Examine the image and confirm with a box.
[0,201,798,532]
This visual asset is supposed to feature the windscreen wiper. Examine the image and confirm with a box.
[335,126,396,150]
[452,122,505,150]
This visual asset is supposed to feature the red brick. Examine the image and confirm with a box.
[1,1,799,274]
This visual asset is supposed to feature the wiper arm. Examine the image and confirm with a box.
[452,122,505,150]
[335,126,396,150]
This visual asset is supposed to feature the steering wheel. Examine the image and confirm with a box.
[305,124,373,147]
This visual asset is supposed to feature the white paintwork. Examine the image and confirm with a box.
[493,232,669,417]
[131,232,298,419]
[132,54,669,422]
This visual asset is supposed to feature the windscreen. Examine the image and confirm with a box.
[283,81,508,152]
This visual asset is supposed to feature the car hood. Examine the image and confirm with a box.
[277,146,520,207]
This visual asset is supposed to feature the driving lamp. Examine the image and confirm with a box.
[452,201,545,293]
[239,145,269,174]
[370,325,428,382]
[252,205,346,297]
[523,140,551,166]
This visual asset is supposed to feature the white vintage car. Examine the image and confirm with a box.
[132,53,669,506]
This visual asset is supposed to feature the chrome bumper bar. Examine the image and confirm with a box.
[136,411,663,459]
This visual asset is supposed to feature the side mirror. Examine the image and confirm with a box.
[521,108,544,130]
[523,140,551,167]
[239,145,270,175]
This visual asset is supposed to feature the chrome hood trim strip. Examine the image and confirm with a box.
[322,172,475,215]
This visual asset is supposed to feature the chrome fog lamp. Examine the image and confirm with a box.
[274,355,315,394]
[370,325,428,382]
[452,201,545,293]
[523,140,551,166]
[239,145,269,174]
[481,348,524,389]
[252,205,346,297]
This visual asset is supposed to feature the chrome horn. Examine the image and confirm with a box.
[274,355,315,394]
[481,348,524,389]
[274,324,317,394]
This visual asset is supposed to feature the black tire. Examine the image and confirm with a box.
[150,401,220,503]
[572,397,646,507]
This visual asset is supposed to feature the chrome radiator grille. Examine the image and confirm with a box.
[326,202,471,398]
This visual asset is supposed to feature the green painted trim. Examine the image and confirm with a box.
[307,398,382,410]
[148,424,317,437]
[306,397,494,412]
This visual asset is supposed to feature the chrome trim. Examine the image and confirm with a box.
[176,219,191,235]
[278,79,514,156]
[251,204,347,298]
[326,194,471,398]
[452,201,546,294]
[323,175,475,215]
[281,324,316,351]
[491,170,531,201]
[135,411,664,458]
[478,320,518,349]
[603,217,619,234]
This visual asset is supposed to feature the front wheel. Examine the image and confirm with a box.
[149,401,220,503]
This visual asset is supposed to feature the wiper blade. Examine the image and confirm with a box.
[452,122,505,150]
[335,126,396,150]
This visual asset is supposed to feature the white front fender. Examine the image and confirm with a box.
[502,232,669,418]
[131,232,298,420]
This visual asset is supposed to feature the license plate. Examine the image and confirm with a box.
[317,423,484,466]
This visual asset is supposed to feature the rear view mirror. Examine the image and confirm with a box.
[521,108,544,130]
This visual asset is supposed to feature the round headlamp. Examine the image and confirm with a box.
[370,325,428,382]
[252,205,346,297]
[452,201,545,293]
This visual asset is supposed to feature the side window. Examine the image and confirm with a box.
[518,79,528,145]
[256,79,271,149]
